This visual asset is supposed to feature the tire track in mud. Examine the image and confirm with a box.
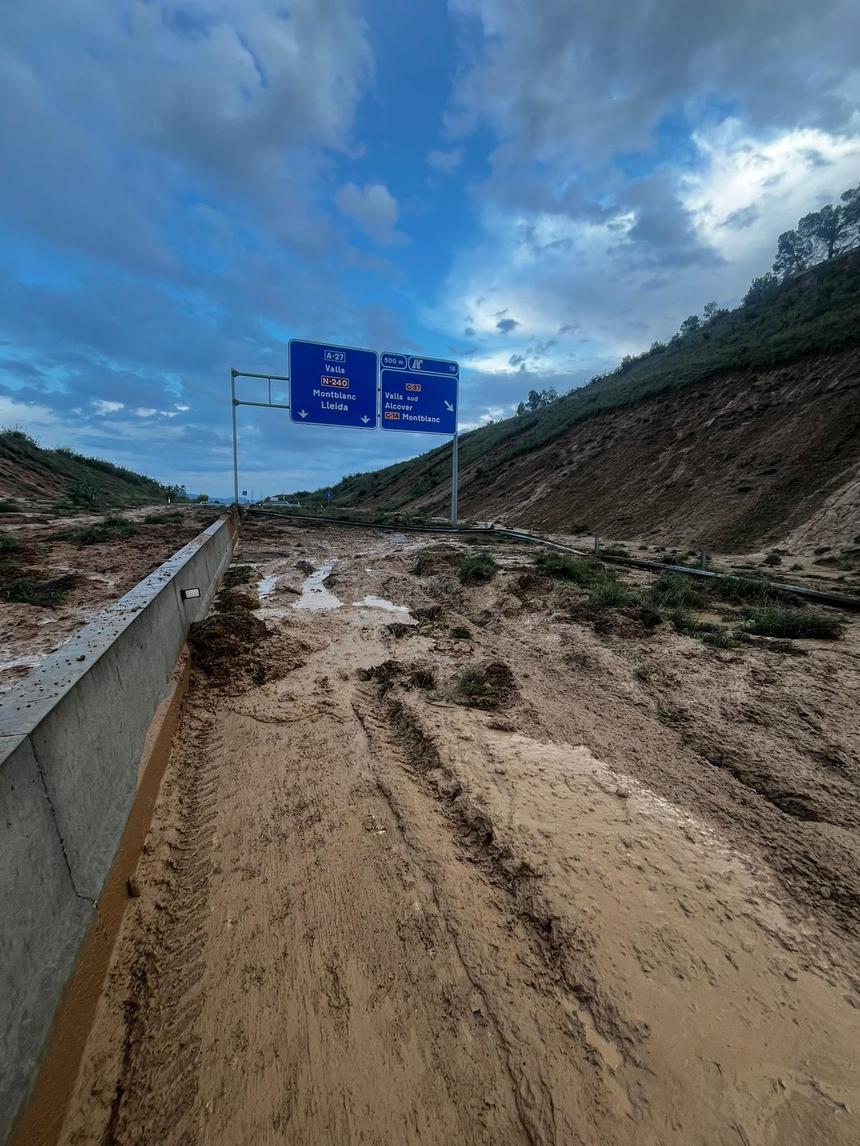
[100,710,223,1146]
[352,680,643,1146]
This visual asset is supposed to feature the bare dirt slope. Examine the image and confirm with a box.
[364,347,860,553]
[59,520,860,1146]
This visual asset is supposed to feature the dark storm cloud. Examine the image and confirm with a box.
[720,205,760,230]
[0,1,372,269]
[620,175,723,268]
[448,0,860,164]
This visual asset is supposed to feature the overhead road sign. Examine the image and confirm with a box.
[379,353,458,435]
[289,339,378,429]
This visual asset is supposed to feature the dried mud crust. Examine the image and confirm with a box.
[60,523,860,1146]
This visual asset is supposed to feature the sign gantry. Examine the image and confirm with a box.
[231,339,461,523]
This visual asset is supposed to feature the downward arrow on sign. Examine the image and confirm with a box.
[444,400,454,412]
[360,415,370,424]
[298,410,308,418]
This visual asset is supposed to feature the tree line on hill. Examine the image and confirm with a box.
[515,180,860,415]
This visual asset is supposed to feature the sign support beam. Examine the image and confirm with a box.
[231,369,291,505]
[451,431,459,527]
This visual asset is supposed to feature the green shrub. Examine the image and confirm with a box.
[0,499,17,513]
[587,575,636,609]
[741,607,844,640]
[143,512,183,524]
[0,531,17,553]
[457,552,497,585]
[58,516,138,545]
[450,625,472,639]
[457,666,491,697]
[648,572,706,609]
[706,575,776,605]
[0,574,76,607]
[763,553,782,566]
[535,552,603,584]
[701,630,740,649]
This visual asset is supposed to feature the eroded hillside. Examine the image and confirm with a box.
[348,347,860,552]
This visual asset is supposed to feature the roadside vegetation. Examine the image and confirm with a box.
[0,427,186,511]
[523,548,847,647]
[57,515,138,546]
[457,552,497,585]
[283,206,860,514]
[740,607,844,640]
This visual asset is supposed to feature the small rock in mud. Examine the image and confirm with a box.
[296,559,315,575]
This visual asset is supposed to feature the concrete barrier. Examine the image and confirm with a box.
[0,513,236,1141]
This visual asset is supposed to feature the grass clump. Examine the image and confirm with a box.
[741,607,844,640]
[586,574,637,609]
[143,511,183,524]
[458,666,490,697]
[648,571,707,609]
[0,499,18,513]
[59,515,137,545]
[454,661,516,708]
[706,575,776,606]
[535,552,603,585]
[450,625,472,639]
[0,531,17,553]
[0,573,76,608]
[457,551,497,585]
[701,630,740,649]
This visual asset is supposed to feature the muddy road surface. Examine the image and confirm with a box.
[59,519,860,1146]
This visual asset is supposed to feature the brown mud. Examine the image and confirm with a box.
[56,519,860,1146]
[0,505,219,689]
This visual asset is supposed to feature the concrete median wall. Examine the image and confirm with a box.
[0,513,236,1141]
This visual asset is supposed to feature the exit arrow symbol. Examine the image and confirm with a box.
[360,415,370,424]
[444,400,454,412]
[298,409,308,418]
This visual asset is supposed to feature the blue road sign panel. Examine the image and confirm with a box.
[380,354,458,435]
[289,339,378,429]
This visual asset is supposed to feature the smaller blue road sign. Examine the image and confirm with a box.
[325,490,333,500]
[380,354,458,435]
[289,339,377,429]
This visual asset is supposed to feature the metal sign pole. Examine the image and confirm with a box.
[450,430,459,528]
[230,369,240,506]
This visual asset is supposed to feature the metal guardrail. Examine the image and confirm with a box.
[245,508,860,612]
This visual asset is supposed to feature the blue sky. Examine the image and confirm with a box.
[1,0,859,497]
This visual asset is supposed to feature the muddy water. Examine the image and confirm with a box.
[57,523,860,1146]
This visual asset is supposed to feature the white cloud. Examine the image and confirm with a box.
[682,122,860,265]
[134,407,157,417]
[447,0,860,170]
[92,399,124,415]
[430,123,860,380]
[427,147,463,174]
[334,182,407,246]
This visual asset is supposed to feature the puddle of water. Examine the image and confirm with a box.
[257,574,279,599]
[352,595,413,617]
[293,561,342,611]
